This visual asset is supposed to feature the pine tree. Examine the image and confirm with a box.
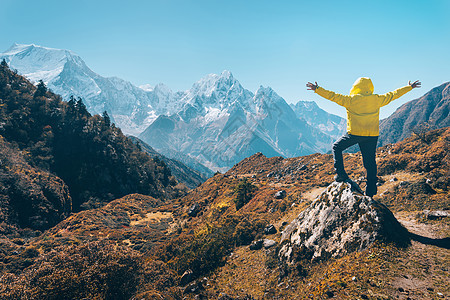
[76,97,89,116]
[102,111,111,127]
[34,80,47,98]
[1,59,7,67]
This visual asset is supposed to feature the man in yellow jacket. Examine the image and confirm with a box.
[306,78,421,197]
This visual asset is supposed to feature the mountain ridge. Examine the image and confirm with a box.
[1,43,346,171]
[379,81,450,145]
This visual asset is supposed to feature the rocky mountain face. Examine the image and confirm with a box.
[1,44,344,172]
[139,72,334,171]
[290,100,346,141]
[379,81,450,146]
[280,182,409,263]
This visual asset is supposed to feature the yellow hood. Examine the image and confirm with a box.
[349,77,374,96]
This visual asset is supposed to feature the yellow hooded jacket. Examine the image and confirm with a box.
[315,77,412,136]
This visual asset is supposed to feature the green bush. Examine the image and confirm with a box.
[233,178,257,210]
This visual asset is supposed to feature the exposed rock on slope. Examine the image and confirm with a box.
[280,182,409,262]
[379,81,450,146]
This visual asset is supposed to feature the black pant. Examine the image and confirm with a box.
[332,133,378,196]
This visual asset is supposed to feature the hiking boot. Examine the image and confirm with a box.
[365,184,377,198]
[334,174,349,182]
[346,179,364,195]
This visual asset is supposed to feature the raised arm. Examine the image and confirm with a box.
[378,80,421,107]
[307,81,352,108]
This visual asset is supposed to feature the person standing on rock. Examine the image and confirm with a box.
[306,78,421,197]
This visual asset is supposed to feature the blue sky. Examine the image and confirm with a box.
[1,0,449,118]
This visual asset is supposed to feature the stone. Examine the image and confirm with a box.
[264,224,277,235]
[180,269,193,285]
[263,239,277,249]
[188,203,200,217]
[183,280,204,294]
[274,190,286,199]
[218,293,233,300]
[249,239,263,250]
[423,210,449,220]
[279,182,409,263]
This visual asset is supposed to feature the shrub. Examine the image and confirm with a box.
[233,178,257,210]
[0,241,144,300]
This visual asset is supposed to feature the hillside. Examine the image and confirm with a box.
[0,136,71,234]
[1,124,448,299]
[128,136,211,189]
[0,61,185,233]
[379,81,450,146]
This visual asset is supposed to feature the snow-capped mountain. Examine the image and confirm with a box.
[290,101,346,140]
[1,43,343,171]
[0,43,178,135]
[139,71,334,171]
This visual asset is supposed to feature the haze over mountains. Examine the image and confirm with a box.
[1,43,345,171]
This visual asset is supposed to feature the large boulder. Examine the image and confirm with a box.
[279,182,409,263]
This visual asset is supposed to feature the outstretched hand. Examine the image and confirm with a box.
[306,81,318,91]
[409,80,421,89]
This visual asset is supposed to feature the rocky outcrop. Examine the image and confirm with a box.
[279,182,409,263]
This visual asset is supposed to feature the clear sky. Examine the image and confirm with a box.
[1,0,449,118]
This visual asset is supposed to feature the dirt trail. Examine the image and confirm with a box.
[391,211,450,299]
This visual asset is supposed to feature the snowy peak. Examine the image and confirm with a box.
[1,43,87,84]
[290,100,346,140]
[182,70,254,110]
[255,85,282,102]
[190,70,239,97]
[139,84,154,92]
[154,83,173,95]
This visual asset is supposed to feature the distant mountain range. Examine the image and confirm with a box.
[0,43,180,135]
[379,81,450,146]
[0,43,350,171]
[139,72,339,171]
[290,100,346,141]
